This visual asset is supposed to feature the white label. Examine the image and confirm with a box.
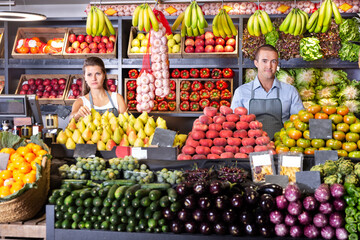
[131,147,147,159]
[252,154,271,167]
[282,156,301,168]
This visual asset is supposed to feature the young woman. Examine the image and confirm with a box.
[70,57,127,120]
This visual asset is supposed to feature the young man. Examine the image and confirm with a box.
[231,44,304,138]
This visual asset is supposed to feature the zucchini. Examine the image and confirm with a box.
[149,200,160,211]
[135,208,144,219]
[140,196,151,207]
[48,195,57,204]
[170,201,182,212]
[125,184,141,200]
[51,189,62,199]
[152,211,162,221]
[144,207,152,219]
[93,197,103,207]
[135,189,150,199]
[102,179,136,187]
[79,189,92,199]
[159,195,170,208]
[71,189,89,198]
[98,186,111,198]
[140,183,171,190]
[131,198,141,208]
[91,186,100,197]
[167,188,177,202]
[107,184,119,200]
[64,195,74,206]
[62,179,88,185]
[149,190,162,201]
[114,186,129,200]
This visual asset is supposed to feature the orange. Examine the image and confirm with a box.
[3,178,15,187]
[16,146,31,156]
[31,144,42,154]
[30,160,40,170]
[10,182,23,194]
[0,170,12,180]
[19,163,31,174]
[24,152,36,163]
[0,148,15,154]
[0,186,11,198]
[23,172,36,184]
[6,163,15,171]
[13,172,25,182]
[13,157,26,168]
[36,150,48,157]
[10,153,21,162]
[0,178,3,187]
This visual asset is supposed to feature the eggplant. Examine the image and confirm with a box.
[209,180,230,195]
[199,222,212,235]
[184,221,196,233]
[260,225,274,238]
[244,187,259,205]
[198,196,211,210]
[171,220,183,234]
[193,181,207,195]
[231,193,243,208]
[260,194,275,212]
[239,211,254,225]
[257,184,283,197]
[229,225,242,236]
[256,211,269,226]
[214,222,227,235]
[184,194,196,209]
[207,209,219,222]
[177,208,190,222]
[223,208,237,222]
[193,209,205,222]
[244,223,257,236]
[176,183,190,196]
[162,207,175,220]
[215,195,229,209]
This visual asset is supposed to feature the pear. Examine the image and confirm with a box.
[92,109,101,119]
[86,140,94,144]
[144,122,155,137]
[93,118,101,127]
[67,118,77,132]
[122,122,129,132]
[102,110,110,120]
[109,116,118,125]
[112,127,122,145]
[129,114,136,122]
[148,117,156,129]
[104,125,112,136]
[108,112,115,120]
[81,127,93,142]
[76,120,86,133]
[119,135,129,146]
[156,117,163,126]
[138,112,149,124]
[123,112,129,120]
[101,128,111,143]
[56,130,68,144]
[72,129,82,142]
[91,130,101,143]
[149,133,154,146]
[144,137,149,146]
[97,141,106,151]
[128,119,135,129]
[157,122,167,129]
[83,114,92,126]
[133,138,144,147]
[128,131,137,146]
[118,114,126,127]
[126,126,136,136]
[87,122,96,132]
[64,128,73,138]
[106,139,117,151]
[110,122,118,132]
[101,118,109,127]
[137,128,146,140]
[76,137,85,144]
[65,137,76,149]
[134,118,144,132]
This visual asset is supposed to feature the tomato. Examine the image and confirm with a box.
[298,110,308,116]
[326,139,342,150]
[337,150,348,157]
[293,119,308,132]
[357,140,360,149]
[336,123,350,133]
[304,147,317,155]
[332,124,336,131]
[297,138,311,148]
[344,114,357,124]
[299,112,314,123]
[274,133,281,142]
[284,120,295,130]
[342,142,358,152]
[286,128,302,140]
[337,105,350,116]
[276,145,290,154]
[322,106,337,115]
[314,112,329,119]
[283,137,296,148]
[329,114,343,124]
[318,147,332,151]
[290,114,299,122]
[311,139,325,148]
[290,147,304,153]
[346,132,360,142]
[307,105,322,114]
[303,130,311,140]
[32,37,41,42]
[350,123,360,133]
[349,151,360,158]
[333,131,345,141]
[274,140,281,146]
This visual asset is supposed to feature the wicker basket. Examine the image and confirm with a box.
[0,156,50,223]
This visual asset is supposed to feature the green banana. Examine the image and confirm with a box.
[181,18,186,37]
[137,6,144,31]
[147,4,159,32]
[221,10,232,36]
[212,14,220,37]
[253,12,261,37]
[300,9,309,23]
[143,5,150,32]
[186,26,193,37]
[217,12,227,38]
[332,1,343,24]
[197,21,205,34]
[184,2,192,28]
[279,9,294,32]
[225,10,238,36]
[316,0,328,29]
[257,13,268,35]
[104,15,116,35]
[132,5,142,27]
[322,0,332,30]
[261,10,273,32]
[192,25,199,36]
[287,9,297,34]
[86,7,93,36]
[247,14,255,36]
[321,22,330,33]
[171,11,185,31]
[92,7,99,37]
[293,11,302,36]
[298,11,305,34]
[306,9,319,29]
[196,4,206,29]
[191,2,198,29]
[309,17,318,32]
[95,7,105,36]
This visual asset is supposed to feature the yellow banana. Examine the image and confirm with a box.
[253,12,261,37]
[212,14,220,37]
[257,13,268,35]
[95,7,105,36]
[217,12,227,38]
[322,0,332,30]
[132,5,142,27]
[306,9,318,29]
[196,4,206,29]
[316,0,328,29]
[247,14,255,36]
[143,5,150,32]
[300,9,309,23]
[332,1,343,24]
[102,24,109,37]
[261,10,273,32]
[86,7,93,36]
[191,2,198,29]
[92,7,99,37]
[321,23,330,33]
[147,5,159,32]
[138,6,144,31]
[181,18,186,37]
[225,10,238,36]
[171,11,185,31]
[104,15,116,35]
[309,17,318,32]
[221,10,232,36]
[186,26,193,37]
[197,21,205,34]
[293,11,302,36]
[279,9,294,32]
[298,11,305,34]
[184,3,192,28]
[288,10,297,34]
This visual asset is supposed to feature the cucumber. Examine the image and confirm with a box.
[120,198,130,208]
[117,223,126,231]
[60,189,71,197]
[149,190,162,201]
[64,195,74,206]
[75,198,83,207]
[140,183,171,190]
[135,189,150,199]
[167,188,177,202]
[93,197,102,207]
[159,195,170,208]
[83,197,93,208]
[152,211,162,221]
[131,198,141,208]
[99,186,111,198]
[63,183,86,192]
[125,206,136,217]
[62,179,88,186]
[144,207,152,219]
[114,186,129,199]
[135,208,144,219]
[79,189,92,199]
[51,189,62,199]
[125,184,141,200]
[71,189,89,198]
[158,218,166,226]
[102,179,136,187]
[149,200,160,211]
[138,219,147,230]
[91,186,100,197]
[107,184,119,200]
[117,206,125,216]
[148,218,157,229]
[103,197,112,208]
[170,201,182,212]
[141,196,151,207]
[48,195,57,204]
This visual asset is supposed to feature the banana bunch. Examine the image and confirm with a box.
[86,6,116,37]
[247,10,273,37]
[306,0,343,33]
[213,8,238,38]
[172,1,208,37]
[279,8,309,36]
[132,3,159,32]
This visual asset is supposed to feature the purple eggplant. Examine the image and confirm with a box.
[239,211,254,225]
[276,195,288,210]
[285,214,297,226]
[284,183,301,202]
[229,225,242,236]
[255,211,269,226]
[269,210,283,225]
[184,194,196,209]
[329,212,344,228]
[321,226,335,239]
[230,193,243,208]
[177,208,190,222]
[303,195,318,211]
[176,183,190,196]
[287,200,302,216]
[192,209,205,222]
[303,224,319,238]
[259,225,274,238]
[214,222,227,235]
[298,211,312,225]
[330,183,345,198]
[314,184,331,203]
[257,184,283,197]
[275,223,288,237]
[289,225,303,238]
[162,207,175,220]
[336,227,348,240]
[209,180,229,195]
[184,221,196,233]
[198,196,211,210]
[244,187,259,205]
[207,209,219,222]
[333,198,346,211]
[199,222,212,235]
[319,202,333,215]
[313,213,328,228]
[244,223,257,236]
[215,195,228,209]
[260,194,275,212]
[193,181,207,195]
[171,220,183,234]
[223,208,237,223]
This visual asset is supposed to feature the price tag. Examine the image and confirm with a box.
[131,147,147,160]
[282,155,302,168]
[277,4,290,13]
[151,128,176,147]
[223,5,233,13]
[252,154,271,167]
[0,153,10,170]
[309,119,332,139]
[165,6,177,15]
[314,150,338,165]
[265,175,289,188]
[296,171,321,193]
[339,3,352,12]
[73,144,96,158]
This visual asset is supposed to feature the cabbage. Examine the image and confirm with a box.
[318,98,338,106]
[302,101,317,109]
[298,86,316,101]
[276,69,295,85]
[294,68,319,87]
[244,68,257,83]
[316,85,338,99]
[319,69,347,86]
[338,80,360,100]
[342,100,360,113]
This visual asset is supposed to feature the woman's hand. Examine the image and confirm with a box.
[75,105,91,119]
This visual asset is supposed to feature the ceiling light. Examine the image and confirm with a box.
[0,11,46,21]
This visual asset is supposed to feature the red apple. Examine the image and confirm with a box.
[107,79,115,85]
[76,78,82,86]
[80,42,88,50]
[73,89,80,97]
[195,34,205,40]
[29,84,37,91]
[43,92,50,98]
[224,45,234,52]
[66,47,75,53]
[68,33,76,43]
[53,84,59,91]
[109,84,117,92]
[22,84,29,91]
[98,42,106,49]
[195,45,204,53]
[75,48,82,53]
[49,96,56,99]
[37,85,45,91]
[106,48,114,53]
[106,41,114,49]
[205,45,214,52]
[101,36,109,44]
[72,41,80,49]
[205,38,215,46]
[215,38,225,46]
[85,35,93,44]
[214,45,224,52]
[71,84,79,91]
[82,47,91,53]
[36,91,43,98]
[93,36,101,43]
[28,78,35,85]
[58,78,66,85]
[187,36,195,40]
[43,79,51,86]
[60,84,66,90]
[89,42,98,50]
[27,90,35,95]
[91,48,98,53]
[45,85,52,92]
[195,39,205,47]
[35,78,43,86]
[50,90,58,96]
[68,95,76,99]
[226,38,236,47]
[185,46,195,53]
[185,38,195,47]
[58,89,64,95]
[77,34,85,43]
[19,90,27,95]
[99,48,106,53]
[109,35,116,42]
[51,78,58,85]
[205,31,215,40]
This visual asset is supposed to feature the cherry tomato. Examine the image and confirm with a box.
[333,131,346,141]
[290,114,299,122]
[311,139,325,148]
[314,113,329,119]
[337,150,348,157]
[342,142,358,152]
[344,114,357,124]
[346,132,360,142]
[337,105,350,116]
[276,145,290,154]
[350,123,360,133]
[329,114,343,124]
[336,123,350,133]
[322,106,337,115]
[349,151,360,158]
[299,112,314,123]
[284,120,295,130]
[304,147,316,155]
[307,105,322,114]
[286,128,302,140]
[290,147,304,153]
[297,138,311,148]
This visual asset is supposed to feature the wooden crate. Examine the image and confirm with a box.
[0,28,4,58]
[12,27,67,59]
[15,74,70,105]
[181,26,239,58]
[62,27,117,59]
[127,27,182,59]
[0,76,4,94]
[64,74,118,106]
[0,213,46,239]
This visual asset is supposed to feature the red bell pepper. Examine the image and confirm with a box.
[128,69,138,79]
[199,89,210,99]
[180,81,191,91]
[190,102,200,111]
[166,91,176,101]
[169,80,176,90]
[180,70,190,79]
[216,80,228,90]
[200,68,210,78]
[210,101,220,110]
[211,68,222,79]
[152,100,158,111]
[190,91,200,102]
[127,90,136,100]
[180,91,190,101]
[191,81,202,91]
[204,81,215,91]
[127,80,136,91]
[222,68,234,78]
[158,101,168,111]
[156,96,165,102]
[168,101,176,111]
[171,69,181,78]
[190,68,200,78]
[221,89,232,100]
[199,99,210,109]
[210,89,221,101]
[180,101,190,111]
[220,100,231,107]
[127,100,137,110]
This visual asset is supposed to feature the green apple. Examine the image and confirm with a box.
[141,39,148,47]
[167,39,176,48]
[139,46,147,53]
[173,34,181,43]
[137,33,145,40]
[166,34,173,40]
[172,44,180,53]
[132,39,140,47]
[131,46,140,53]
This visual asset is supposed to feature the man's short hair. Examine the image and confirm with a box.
[254,44,278,61]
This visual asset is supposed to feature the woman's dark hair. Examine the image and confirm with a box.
[82,57,108,95]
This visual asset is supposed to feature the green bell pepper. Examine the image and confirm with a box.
[346,223,358,234]
[349,233,359,240]
[346,216,357,224]
[356,212,360,223]
[346,195,357,207]
[346,206,357,217]
[345,183,358,196]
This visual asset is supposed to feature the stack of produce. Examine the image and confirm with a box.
[15,37,64,55]
[86,6,116,37]
[339,17,360,62]
[184,32,236,53]
[56,110,187,150]
[130,32,181,54]
[18,77,67,99]
[279,8,308,36]
[270,183,347,239]
[274,105,360,156]
[65,33,115,54]
[212,8,238,38]
[132,3,159,32]
[247,10,273,37]
[178,106,275,160]
[343,182,360,238]
[242,23,265,60]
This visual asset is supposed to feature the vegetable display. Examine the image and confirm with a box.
[300,37,323,61]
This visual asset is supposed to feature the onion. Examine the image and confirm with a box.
[274,223,288,237]
[313,213,328,228]
[304,224,319,238]
[329,212,344,228]
[321,226,335,239]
